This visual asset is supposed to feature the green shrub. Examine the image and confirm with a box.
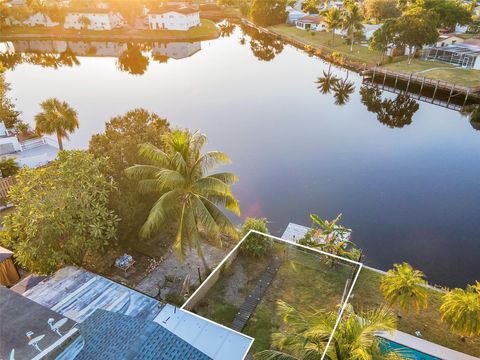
[165,291,184,306]
[0,158,19,178]
[240,218,273,257]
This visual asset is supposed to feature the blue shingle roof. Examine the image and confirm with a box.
[75,309,212,360]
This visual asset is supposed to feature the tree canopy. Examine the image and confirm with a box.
[0,151,119,274]
[0,68,20,128]
[363,0,401,23]
[126,130,240,268]
[89,108,170,245]
[250,0,288,26]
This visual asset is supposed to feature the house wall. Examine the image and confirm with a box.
[64,12,123,30]
[0,136,22,153]
[148,11,200,31]
[7,12,58,27]
[295,21,325,32]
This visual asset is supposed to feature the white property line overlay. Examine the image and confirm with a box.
[182,229,364,360]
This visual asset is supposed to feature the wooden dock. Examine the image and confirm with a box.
[362,67,480,110]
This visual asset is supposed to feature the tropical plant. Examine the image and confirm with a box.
[363,0,401,23]
[0,70,20,128]
[89,109,170,246]
[254,301,403,360]
[323,7,343,46]
[316,64,340,94]
[79,15,91,29]
[34,98,79,151]
[299,213,359,264]
[250,0,288,26]
[0,158,19,178]
[342,3,364,52]
[240,217,273,257]
[126,130,240,270]
[381,262,429,313]
[369,19,398,64]
[0,151,119,274]
[440,282,480,337]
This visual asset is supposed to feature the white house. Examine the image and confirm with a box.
[0,122,59,168]
[7,12,59,27]
[64,10,124,30]
[295,15,326,32]
[147,5,200,31]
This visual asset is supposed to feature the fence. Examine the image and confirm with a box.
[0,176,16,199]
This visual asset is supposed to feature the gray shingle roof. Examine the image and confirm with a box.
[75,309,212,360]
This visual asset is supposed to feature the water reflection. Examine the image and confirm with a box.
[239,24,284,62]
[316,67,355,106]
[0,39,202,74]
[360,84,419,128]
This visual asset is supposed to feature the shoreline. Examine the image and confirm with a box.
[0,20,220,43]
[242,19,480,93]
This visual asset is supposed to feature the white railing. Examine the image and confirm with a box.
[20,137,58,151]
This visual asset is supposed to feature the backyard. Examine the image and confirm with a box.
[190,236,480,357]
[381,59,480,88]
[351,268,480,357]
[269,24,383,66]
[192,240,357,354]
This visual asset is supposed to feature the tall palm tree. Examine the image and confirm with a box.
[255,301,404,360]
[34,98,79,151]
[324,7,342,46]
[316,64,340,94]
[440,282,480,337]
[342,4,364,52]
[126,130,240,270]
[380,262,429,313]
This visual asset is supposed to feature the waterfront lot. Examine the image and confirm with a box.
[269,24,383,65]
[382,59,480,88]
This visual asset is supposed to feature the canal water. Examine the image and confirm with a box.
[2,25,480,287]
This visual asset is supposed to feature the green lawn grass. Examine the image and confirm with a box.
[351,268,480,357]
[269,24,383,66]
[382,59,480,88]
[0,19,219,41]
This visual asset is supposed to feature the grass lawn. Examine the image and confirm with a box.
[0,19,219,41]
[269,24,383,66]
[351,268,480,357]
[382,59,480,88]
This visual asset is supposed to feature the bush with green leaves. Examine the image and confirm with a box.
[0,158,19,178]
[0,151,119,274]
[240,217,273,257]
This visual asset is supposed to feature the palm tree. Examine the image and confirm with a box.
[255,301,404,360]
[342,4,364,52]
[316,64,340,94]
[440,282,480,337]
[34,98,79,151]
[323,7,342,46]
[380,262,429,313]
[126,130,240,270]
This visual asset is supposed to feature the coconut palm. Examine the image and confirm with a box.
[342,3,364,52]
[34,98,79,151]
[126,130,240,270]
[381,262,429,313]
[324,7,342,46]
[316,64,340,94]
[439,282,480,337]
[255,301,404,360]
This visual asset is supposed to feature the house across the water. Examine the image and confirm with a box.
[423,38,480,69]
[295,15,326,32]
[147,5,200,31]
